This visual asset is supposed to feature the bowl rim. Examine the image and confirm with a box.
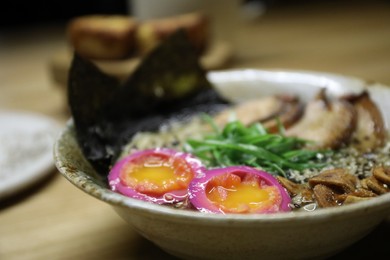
[54,68,390,224]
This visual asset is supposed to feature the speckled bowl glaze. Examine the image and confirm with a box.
[54,69,390,260]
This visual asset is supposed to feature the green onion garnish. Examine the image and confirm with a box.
[184,114,331,176]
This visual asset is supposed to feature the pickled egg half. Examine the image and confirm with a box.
[189,166,291,214]
[108,148,204,204]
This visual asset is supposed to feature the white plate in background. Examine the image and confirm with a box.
[0,111,62,200]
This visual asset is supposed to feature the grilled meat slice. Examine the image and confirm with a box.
[308,168,359,193]
[262,95,303,133]
[372,166,390,185]
[214,94,303,131]
[361,176,390,195]
[285,88,357,149]
[312,184,339,208]
[342,91,387,152]
[276,176,314,204]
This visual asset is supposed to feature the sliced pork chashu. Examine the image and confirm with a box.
[285,88,357,149]
[262,95,304,133]
[214,94,303,132]
[342,91,387,152]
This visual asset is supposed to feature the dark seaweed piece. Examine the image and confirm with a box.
[68,29,229,176]
[68,53,121,173]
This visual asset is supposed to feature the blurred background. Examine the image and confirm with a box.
[2,0,390,114]
[5,0,389,28]
[0,1,311,28]
[0,0,128,29]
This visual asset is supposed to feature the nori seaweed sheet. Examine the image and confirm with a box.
[68,30,230,176]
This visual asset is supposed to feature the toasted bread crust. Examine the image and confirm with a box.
[67,15,138,59]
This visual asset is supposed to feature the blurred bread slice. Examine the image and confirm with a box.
[67,15,138,59]
[136,12,209,55]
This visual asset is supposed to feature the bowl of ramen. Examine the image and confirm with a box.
[54,32,390,260]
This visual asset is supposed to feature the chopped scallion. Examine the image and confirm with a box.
[184,115,331,176]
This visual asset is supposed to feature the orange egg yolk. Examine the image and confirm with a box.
[120,154,193,195]
[206,172,282,213]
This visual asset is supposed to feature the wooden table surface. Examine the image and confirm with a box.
[1,1,390,259]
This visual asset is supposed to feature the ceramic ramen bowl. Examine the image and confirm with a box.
[54,69,390,260]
